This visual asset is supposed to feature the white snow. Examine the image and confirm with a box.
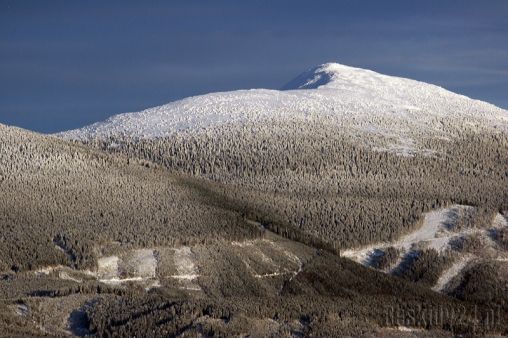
[492,213,508,229]
[95,250,158,285]
[128,249,157,278]
[35,269,50,276]
[55,63,508,149]
[232,239,303,283]
[58,271,83,283]
[34,265,66,276]
[253,272,288,278]
[168,274,200,280]
[396,326,421,332]
[342,205,475,264]
[342,205,508,295]
[97,256,119,280]
[14,305,29,317]
[432,255,472,292]
[398,205,474,252]
[284,252,303,284]
[170,247,201,291]
[173,247,198,278]
[99,277,143,284]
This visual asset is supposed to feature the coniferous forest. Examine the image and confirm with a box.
[1,117,507,336]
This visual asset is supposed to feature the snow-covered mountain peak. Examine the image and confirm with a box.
[55,63,507,147]
[280,62,372,90]
[281,62,428,94]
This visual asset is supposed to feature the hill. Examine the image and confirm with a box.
[1,63,507,336]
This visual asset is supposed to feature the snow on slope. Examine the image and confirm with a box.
[55,63,508,142]
[341,205,476,266]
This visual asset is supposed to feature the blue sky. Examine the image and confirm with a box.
[1,0,507,133]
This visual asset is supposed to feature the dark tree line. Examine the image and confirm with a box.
[374,246,400,270]
[402,248,455,287]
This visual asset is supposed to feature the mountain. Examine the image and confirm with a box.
[56,63,507,151]
[1,64,508,337]
[51,62,508,260]
[51,62,508,255]
[3,122,492,337]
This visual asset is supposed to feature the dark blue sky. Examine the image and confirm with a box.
[1,0,507,134]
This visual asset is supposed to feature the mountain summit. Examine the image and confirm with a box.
[280,63,375,90]
[56,63,507,147]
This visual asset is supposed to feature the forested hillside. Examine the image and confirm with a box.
[84,119,508,249]
[1,63,508,337]
[3,120,507,336]
[0,124,266,273]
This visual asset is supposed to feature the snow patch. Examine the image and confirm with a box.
[126,249,157,278]
[253,272,289,278]
[58,271,83,283]
[99,277,143,284]
[433,255,472,292]
[173,247,197,277]
[171,247,201,291]
[95,250,158,286]
[397,326,421,332]
[342,205,475,265]
[97,256,119,280]
[397,205,474,252]
[34,265,66,276]
[492,213,508,229]
[341,204,508,295]
[14,305,29,317]
[232,239,303,282]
